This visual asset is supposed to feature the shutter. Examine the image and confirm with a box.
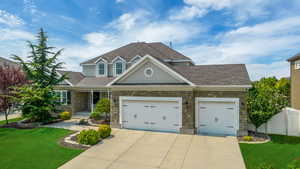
[67,91,71,105]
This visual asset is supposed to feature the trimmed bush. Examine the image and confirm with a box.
[98,124,111,138]
[243,136,254,142]
[77,129,100,145]
[94,98,110,121]
[78,119,88,125]
[90,112,101,120]
[60,111,71,120]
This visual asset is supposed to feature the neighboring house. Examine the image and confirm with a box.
[0,57,18,68]
[288,53,300,110]
[56,42,251,136]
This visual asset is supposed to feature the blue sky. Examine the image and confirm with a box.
[1,0,300,80]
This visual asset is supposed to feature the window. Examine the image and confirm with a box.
[98,62,105,75]
[55,90,70,105]
[115,61,124,75]
[144,67,153,77]
[295,60,300,70]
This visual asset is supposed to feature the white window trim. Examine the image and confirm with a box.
[96,61,108,77]
[112,56,126,77]
[144,67,154,78]
[55,90,68,105]
[129,55,142,63]
[295,60,300,70]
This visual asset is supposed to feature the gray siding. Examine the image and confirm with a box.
[118,62,184,84]
[82,65,96,77]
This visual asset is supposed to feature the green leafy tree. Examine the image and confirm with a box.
[12,28,66,88]
[247,77,290,133]
[13,85,57,122]
[94,98,110,121]
[12,28,67,122]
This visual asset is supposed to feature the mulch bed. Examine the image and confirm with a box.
[238,131,270,143]
[89,119,109,126]
[0,122,39,129]
[58,132,90,150]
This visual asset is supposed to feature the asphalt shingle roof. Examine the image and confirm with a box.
[171,64,251,86]
[287,53,300,62]
[57,70,85,85]
[80,42,191,64]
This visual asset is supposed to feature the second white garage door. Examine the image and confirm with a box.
[120,97,182,132]
[196,98,239,136]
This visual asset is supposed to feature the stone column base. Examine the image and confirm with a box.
[110,122,121,128]
[180,128,196,135]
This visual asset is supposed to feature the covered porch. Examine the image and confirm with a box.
[71,89,111,116]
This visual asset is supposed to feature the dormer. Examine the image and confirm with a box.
[95,58,108,77]
[112,56,126,77]
[130,55,142,65]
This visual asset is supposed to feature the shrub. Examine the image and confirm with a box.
[77,129,100,145]
[94,98,110,120]
[243,136,253,141]
[257,163,274,169]
[60,111,71,120]
[78,119,88,125]
[90,112,101,120]
[98,124,111,138]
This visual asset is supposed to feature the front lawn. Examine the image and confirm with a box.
[0,127,83,169]
[240,134,300,169]
[0,117,24,125]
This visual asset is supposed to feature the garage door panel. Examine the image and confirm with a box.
[197,99,239,136]
[121,98,181,133]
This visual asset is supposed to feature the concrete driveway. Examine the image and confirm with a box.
[59,129,245,169]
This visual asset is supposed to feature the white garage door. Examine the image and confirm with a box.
[196,98,239,136]
[120,97,182,132]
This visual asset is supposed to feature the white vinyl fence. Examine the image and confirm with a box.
[249,108,300,136]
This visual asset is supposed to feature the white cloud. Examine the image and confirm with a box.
[170,6,207,21]
[180,16,300,80]
[0,10,24,27]
[116,0,125,3]
[171,0,270,22]
[0,29,34,41]
[247,61,290,81]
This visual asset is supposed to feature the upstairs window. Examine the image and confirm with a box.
[115,61,124,75]
[98,62,106,75]
[295,60,300,70]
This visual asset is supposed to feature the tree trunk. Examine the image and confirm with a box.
[255,127,258,136]
[5,108,9,124]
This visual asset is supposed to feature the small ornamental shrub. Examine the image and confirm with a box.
[94,98,110,121]
[257,163,274,169]
[77,129,100,145]
[243,136,254,142]
[98,124,111,138]
[78,119,88,125]
[90,112,101,120]
[60,111,71,120]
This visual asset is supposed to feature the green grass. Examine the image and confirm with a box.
[0,127,84,169]
[240,134,300,169]
[0,117,24,125]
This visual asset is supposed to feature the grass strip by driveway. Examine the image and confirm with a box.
[240,134,300,169]
[0,127,83,169]
[0,117,24,125]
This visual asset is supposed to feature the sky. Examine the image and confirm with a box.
[0,0,300,80]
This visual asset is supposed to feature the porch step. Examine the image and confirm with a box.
[72,112,90,119]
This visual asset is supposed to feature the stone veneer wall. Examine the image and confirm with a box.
[194,91,248,136]
[71,91,89,113]
[110,90,248,135]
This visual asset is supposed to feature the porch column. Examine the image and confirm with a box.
[91,90,94,113]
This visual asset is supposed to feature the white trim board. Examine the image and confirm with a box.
[107,54,195,86]
[56,71,73,86]
[195,97,240,136]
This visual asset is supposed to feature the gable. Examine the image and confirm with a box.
[113,58,187,85]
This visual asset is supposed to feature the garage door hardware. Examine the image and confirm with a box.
[122,105,128,107]
[226,126,234,128]
[199,124,207,126]
[200,107,207,109]
[173,124,179,126]
[150,122,156,125]
[226,108,234,110]
[122,120,128,123]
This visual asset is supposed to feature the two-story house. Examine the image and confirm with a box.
[288,53,300,110]
[56,42,251,136]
